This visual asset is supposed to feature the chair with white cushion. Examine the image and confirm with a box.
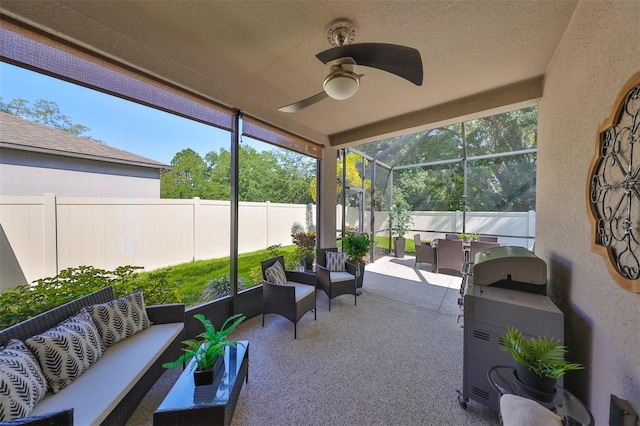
[316,248,357,311]
[260,256,316,339]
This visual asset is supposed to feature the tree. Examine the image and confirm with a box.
[161,149,212,199]
[308,152,370,203]
[0,97,97,140]
[164,143,316,203]
[391,107,537,212]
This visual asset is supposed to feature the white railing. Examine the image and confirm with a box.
[1,195,534,288]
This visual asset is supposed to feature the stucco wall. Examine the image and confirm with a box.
[537,1,639,423]
[0,149,161,198]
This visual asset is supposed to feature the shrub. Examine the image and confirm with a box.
[0,265,181,329]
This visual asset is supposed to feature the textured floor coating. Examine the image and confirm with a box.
[127,255,499,426]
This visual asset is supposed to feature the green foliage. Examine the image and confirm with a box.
[162,313,245,371]
[0,265,176,329]
[291,231,316,264]
[388,107,537,212]
[457,233,479,241]
[389,202,414,238]
[163,143,316,204]
[342,232,371,264]
[201,276,247,301]
[500,327,583,379]
[0,97,99,141]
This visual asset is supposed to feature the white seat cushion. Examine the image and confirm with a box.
[500,394,562,426]
[289,282,315,301]
[330,271,355,283]
[31,322,183,426]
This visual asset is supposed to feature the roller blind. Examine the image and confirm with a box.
[242,115,323,160]
[0,17,233,131]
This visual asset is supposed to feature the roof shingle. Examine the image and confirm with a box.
[0,112,170,169]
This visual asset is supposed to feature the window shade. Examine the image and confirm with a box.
[0,17,233,131]
[242,115,323,160]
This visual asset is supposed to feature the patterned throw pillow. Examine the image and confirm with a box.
[85,289,151,348]
[326,251,346,272]
[0,340,48,421]
[264,261,288,285]
[25,309,104,393]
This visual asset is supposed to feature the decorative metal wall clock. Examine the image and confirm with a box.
[587,71,640,293]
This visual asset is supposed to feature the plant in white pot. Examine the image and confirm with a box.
[500,327,583,401]
[389,202,414,258]
[163,313,245,386]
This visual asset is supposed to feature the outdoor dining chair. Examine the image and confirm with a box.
[413,234,436,271]
[435,239,464,274]
[469,241,500,264]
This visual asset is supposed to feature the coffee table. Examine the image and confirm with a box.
[153,340,249,426]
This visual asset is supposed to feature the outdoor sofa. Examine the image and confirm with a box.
[0,286,184,425]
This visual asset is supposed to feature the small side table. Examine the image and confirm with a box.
[488,366,593,426]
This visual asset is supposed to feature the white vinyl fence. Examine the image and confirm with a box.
[1,195,534,289]
[0,195,314,288]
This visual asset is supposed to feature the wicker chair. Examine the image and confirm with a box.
[445,233,461,240]
[469,240,500,264]
[478,235,498,242]
[435,238,464,273]
[260,256,316,339]
[316,248,357,311]
[413,234,436,271]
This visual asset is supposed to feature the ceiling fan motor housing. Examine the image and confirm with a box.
[323,65,360,100]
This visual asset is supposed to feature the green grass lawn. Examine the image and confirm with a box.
[136,237,421,307]
[136,245,296,307]
[373,236,418,253]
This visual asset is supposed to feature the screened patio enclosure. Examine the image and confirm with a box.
[338,106,537,261]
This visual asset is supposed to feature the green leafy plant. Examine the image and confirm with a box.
[342,232,371,264]
[457,233,480,242]
[201,276,247,301]
[0,265,180,329]
[163,313,246,371]
[389,202,414,238]
[500,327,583,379]
[292,231,316,266]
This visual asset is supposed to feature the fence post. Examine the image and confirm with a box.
[42,193,58,278]
[193,197,200,261]
[265,201,270,247]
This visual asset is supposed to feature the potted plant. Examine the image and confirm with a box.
[342,232,371,291]
[163,313,246,386]
[500,327,583,401]
[292,231,316,271]
[388,202,414,258]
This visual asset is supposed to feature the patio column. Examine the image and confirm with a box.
[318,146,338,248]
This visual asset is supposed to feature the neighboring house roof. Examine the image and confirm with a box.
[0,112,170,170]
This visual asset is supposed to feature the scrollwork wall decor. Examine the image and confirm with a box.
[587,71,640,293]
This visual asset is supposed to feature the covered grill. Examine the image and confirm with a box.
[457,246,564,412]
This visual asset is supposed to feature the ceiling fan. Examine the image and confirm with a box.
[278,19,423,113]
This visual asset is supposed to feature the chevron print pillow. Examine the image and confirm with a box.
[264,261,288,285]
[326,251,346,272]
[25,309,104,393]
[85,289,151,348]
[0,340,48,421]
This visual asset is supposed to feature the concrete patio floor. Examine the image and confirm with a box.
[363,254,464,318]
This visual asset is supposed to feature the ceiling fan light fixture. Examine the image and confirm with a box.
[323,70,360,100]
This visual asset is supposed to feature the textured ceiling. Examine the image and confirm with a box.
[1,1,578,148]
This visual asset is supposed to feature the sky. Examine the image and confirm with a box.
[0,62,264,165]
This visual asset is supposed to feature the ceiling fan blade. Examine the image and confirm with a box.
[278,91,329,113]
[316,43,423,86]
